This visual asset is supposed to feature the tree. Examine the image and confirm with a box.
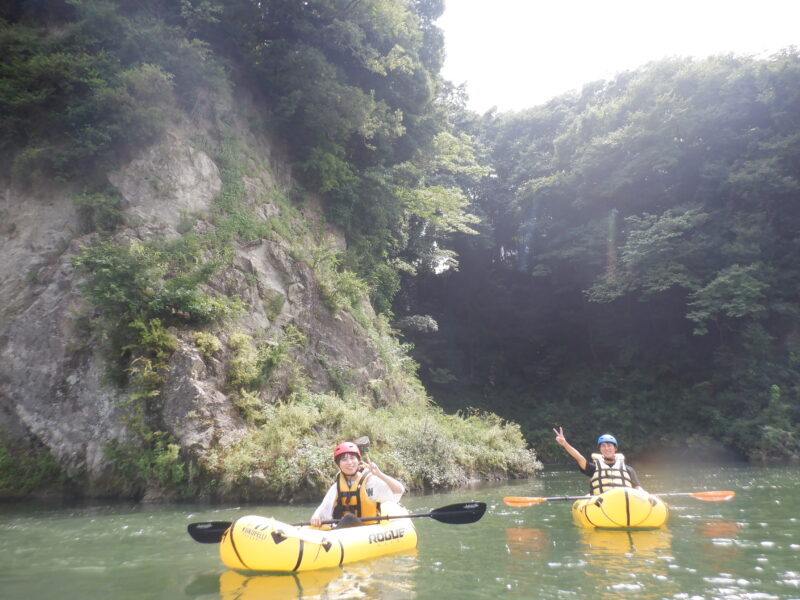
[405,52,800,460]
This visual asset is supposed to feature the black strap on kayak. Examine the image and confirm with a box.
[624,489,631,527]
[338,538,345,567]
[228,519,251,571]
[291,540,304,572]
[582,504,598,527]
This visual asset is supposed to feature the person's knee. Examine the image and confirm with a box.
[334,514,362,529]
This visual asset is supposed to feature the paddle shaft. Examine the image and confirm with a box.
[503,489,735,507]
[506,491,719,502]
[525,494,586,502]
[302,503,485,526]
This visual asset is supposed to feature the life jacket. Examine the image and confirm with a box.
[589,452,634,495]
[333,467,380,519]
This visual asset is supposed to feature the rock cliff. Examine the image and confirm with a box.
[0,114,408,500]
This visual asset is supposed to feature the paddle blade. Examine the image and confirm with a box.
[503,496,547,507]
[430,502,487,524]
[692,490,736,502]
[188,521,231,543]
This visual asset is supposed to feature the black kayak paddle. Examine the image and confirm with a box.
[187,501,487,544]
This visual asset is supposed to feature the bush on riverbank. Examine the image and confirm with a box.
[204,391,541,502]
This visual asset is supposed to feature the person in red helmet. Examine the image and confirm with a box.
[309,441,405,527]
[553,427,644,494]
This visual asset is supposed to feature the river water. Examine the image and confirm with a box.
[2,463,799,599]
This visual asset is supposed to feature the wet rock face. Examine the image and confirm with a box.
[0,124,389,499]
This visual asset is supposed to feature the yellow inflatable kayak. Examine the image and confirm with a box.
[219,502,417,572]
[571,487,668,529]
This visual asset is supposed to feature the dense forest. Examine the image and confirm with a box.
[401,52,800,462]
[2,0,799,480]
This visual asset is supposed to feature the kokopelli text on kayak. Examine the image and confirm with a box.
[368,527,406,544]
[241,525,271,541]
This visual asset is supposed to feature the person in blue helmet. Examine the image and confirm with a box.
[553,427,644,495]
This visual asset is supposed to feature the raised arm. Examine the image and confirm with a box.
[365,460,405,495]
[553,426,587,471]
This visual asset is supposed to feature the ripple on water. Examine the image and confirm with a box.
[71,566,108,573]
[710,538,735,546]
[610,582,643,591]
[779,570,800,587]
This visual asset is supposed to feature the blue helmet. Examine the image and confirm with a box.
[597,434,618,447]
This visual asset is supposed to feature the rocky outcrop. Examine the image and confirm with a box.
[0,123,393,499]
[107,133,222,236]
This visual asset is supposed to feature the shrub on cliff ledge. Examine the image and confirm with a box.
[206,391,540,502]
[72,237,238,389]
[0,435,66,498]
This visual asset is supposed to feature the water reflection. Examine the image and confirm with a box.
[579,527,672,554]
[216,551,418,600]
[502,528,553,596]
[696,519,741,573]
[219,569,343,600]
[505,527,549,557]
[578,528,675,599]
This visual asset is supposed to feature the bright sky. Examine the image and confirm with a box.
[437,0,800,113]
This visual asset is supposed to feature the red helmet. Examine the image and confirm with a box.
[333,442,361,461]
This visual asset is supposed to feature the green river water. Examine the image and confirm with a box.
[2,463,799,599]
